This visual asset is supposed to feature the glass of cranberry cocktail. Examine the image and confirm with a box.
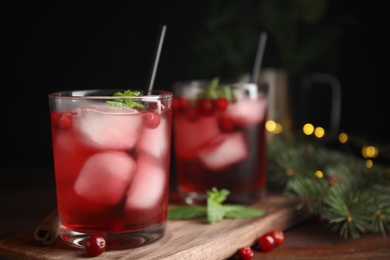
[49,89,172,249]
[172,80,268,205]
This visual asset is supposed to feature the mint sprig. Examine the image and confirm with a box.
[196,77,237,103]
[167,205,206,220]
[168,188,265,224]
[106,89,145,110]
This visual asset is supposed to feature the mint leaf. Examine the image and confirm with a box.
[197,77,219,99]
[209,77,220,88]
[207,187,229,204]
[223,205,265,219]
[168,206,206,220]
[117,90,141,97]
[216,85,237,102]
[207,196,225,224]
[167,188,265,224]
[196,77,237,102]
[106,89,145,110]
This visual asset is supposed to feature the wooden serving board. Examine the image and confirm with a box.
[0,194,309,260]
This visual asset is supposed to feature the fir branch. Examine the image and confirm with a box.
[267,137,390,239]
[323,187,370,239]
[285,176,328,214]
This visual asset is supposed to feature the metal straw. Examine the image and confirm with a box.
[251,32,268,84]
[146,25,167,95]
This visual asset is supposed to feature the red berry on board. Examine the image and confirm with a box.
[215,97,229,111]
[143,111,161,129]
[85,235,106,257]
[268,229,285,246]
[237,246,254,260]
[258,233,275,252]
[196,98,214,116]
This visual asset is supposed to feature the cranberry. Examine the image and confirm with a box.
[268,229,285,246]
[258,233,275,252]
[143,111,160,129]
[237,246,254,260]
[85,235,106,257]
[215,97,229,111]
[51,112,72,129]
[196,98,214,116]
[172,97,190,113]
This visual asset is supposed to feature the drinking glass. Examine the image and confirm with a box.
[48,89,172,249]
[172,81,268,205]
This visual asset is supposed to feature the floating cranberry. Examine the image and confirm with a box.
[143,111,161,129]
[85,235,106,257]
[173,97,190,113]
[215,97,229,111]
[237,246,254,260]
[257,233,275,252]
[51,112,72,129]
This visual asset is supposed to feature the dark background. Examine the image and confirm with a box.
[1,0,389,170]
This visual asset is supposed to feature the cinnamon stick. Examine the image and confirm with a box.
[33,210,59,245]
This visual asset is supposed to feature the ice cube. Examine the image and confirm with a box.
[173,115,221,158]
[197,132,248,171]
[137,117,169,159]
[74,151,136,205]
[125,152,166,210]
[74,104,143,150]
[224,96,267,127]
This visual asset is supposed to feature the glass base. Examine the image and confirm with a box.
[179,189,266,205]
[59,223,166,250]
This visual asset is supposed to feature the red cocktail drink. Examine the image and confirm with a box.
[172,81,268,204]
[49,89,172,249]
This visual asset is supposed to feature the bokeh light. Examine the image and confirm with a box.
[361,146,378,159]
[314,170,324,178]
[266,120,283,134]
[365,159,373,168]
[314,127,325,138]
[303,123,314,135]
[339,132,348,143]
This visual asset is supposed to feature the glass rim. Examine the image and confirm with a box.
[48,89,173,99]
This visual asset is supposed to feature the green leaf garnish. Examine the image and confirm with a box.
[207,197,226,224]
[168,187,265,224]
[208,187,230,204]
[196,77,237,102]
[167,206,206,220]
[223,205,265,219]
[106,90,145,110]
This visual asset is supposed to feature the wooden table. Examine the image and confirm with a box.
[249,221,390,260]
[1,168,389,259]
